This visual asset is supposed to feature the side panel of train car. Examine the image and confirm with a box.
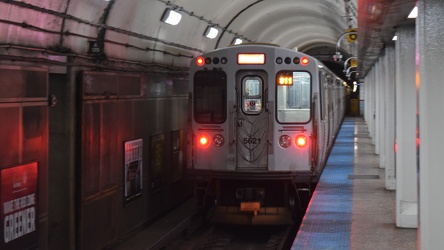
[188,44,345,224]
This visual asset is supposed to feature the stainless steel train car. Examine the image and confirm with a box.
[188,44,346,224]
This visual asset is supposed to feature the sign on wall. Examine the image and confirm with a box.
[124,139,143,204]
[0,162,38,250]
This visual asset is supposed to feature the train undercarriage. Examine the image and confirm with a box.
[191,171,316,225]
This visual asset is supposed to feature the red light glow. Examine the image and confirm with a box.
[196,56,205,66]
[295,135,307,148]
[301,57,309,66]
[199,135,210,147]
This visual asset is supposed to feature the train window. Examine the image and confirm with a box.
[276,71,311,123]
[319,72,325,120]
[193,70,227,124]
[243,78,261,97]
[242,76,263,114]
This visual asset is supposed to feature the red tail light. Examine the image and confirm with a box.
[196,56,205,66]
[295,134,308,148]
[300,56,309,66]
[198,134,210,147]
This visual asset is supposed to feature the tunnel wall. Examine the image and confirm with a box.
[0,66,49,250]
[77,71,190,249]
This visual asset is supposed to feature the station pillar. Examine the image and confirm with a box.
[394,24,417,228]
[383,45,396,191]
[376,57,386,168]
[417,0,444,248]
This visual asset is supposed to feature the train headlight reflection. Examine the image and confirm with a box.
[295,134,308,148]
[213,134,225,147]
[279,135,292,148]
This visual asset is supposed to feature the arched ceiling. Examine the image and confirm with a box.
[0,0,361,79]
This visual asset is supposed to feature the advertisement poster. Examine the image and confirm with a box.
[0,162,38,250]
[124,139,143,204]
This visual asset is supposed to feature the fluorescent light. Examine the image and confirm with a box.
[232,38,243,45]
[392,35,397,41]
[204,26,219,39]
[408,6,417,18]
[161,9,182,25]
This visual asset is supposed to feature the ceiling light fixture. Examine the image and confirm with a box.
[161,9,182,25]
[232,38,243,45]
[204,26,219,39]
[408,6,418,19]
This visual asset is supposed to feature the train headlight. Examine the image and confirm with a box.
[295,134,308,148]
[279,135,292,148]
[198,134,210,147]
[213,134,225,147]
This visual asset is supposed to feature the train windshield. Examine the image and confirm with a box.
[242,76,263,114]
[193,70,227,124]
[276,71,311,123]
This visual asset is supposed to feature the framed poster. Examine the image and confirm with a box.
[124,139,143,204]
[0,161,38,250]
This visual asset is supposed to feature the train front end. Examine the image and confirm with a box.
[188,45,319,224]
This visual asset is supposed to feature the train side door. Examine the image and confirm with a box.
[235,71,268,170]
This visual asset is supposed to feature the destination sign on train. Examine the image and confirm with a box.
[237,53,265,64]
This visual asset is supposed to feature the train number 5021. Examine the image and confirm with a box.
[242,137,261,144]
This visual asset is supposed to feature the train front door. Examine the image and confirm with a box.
[235,71,268,170]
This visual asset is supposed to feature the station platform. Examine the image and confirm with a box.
[292,117,417,250]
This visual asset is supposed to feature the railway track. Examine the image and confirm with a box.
[165,222,296,250]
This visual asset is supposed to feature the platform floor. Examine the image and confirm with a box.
[292,117,417,250]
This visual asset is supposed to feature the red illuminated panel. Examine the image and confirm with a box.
[237,53,265,65]
[1,162,39,248]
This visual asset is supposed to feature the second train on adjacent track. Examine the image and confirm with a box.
[188,44,346,224]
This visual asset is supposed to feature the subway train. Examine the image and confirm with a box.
[188,44,346,224]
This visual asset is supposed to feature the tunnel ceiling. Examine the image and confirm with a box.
[0,0,417,81]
